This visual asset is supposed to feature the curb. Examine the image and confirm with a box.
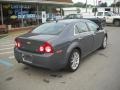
[0,34,8,39]
[8,25,37,32]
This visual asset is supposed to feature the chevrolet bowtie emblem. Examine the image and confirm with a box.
[27,42,31,44]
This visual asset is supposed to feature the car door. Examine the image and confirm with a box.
[86,21,105,51]
[104,12,113,23]
[74,22,94,57]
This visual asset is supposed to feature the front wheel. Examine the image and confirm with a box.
[100,36,107,49]
[67,49,81,72]
[114,20,120,27]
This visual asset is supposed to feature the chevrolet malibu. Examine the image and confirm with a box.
[14,19,107,72]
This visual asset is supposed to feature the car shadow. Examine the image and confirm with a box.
[17,48,108,82]
[20,63,70,79]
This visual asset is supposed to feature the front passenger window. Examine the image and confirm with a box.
[105,12,111,16]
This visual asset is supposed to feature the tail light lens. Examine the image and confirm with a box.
[15,39,21,48]
[37,42,54,53]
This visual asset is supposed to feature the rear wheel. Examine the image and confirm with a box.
[114,20,120,27]
[101,36,107,49]
[67,49,81,72]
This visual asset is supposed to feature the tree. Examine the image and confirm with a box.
[77,8,81,13]
[110,1,120,13]
[98,2,108,7]
[73,2,85,7]
[73,2,93,8]
[111,1,120,7]
[116,1,120,7]
[92,8,98,13]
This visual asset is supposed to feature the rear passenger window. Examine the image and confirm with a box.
[77,22,89,32]
[75,14,82,19]
[67,14,74,19]
[74,22,89,35]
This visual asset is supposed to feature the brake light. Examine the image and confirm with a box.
[15,39,21,48]
[15,41,18,47]
[17,42,21,48]
[37,42,54,53]
[39,46,44,52]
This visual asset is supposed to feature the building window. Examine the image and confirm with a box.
[2,4,38,28]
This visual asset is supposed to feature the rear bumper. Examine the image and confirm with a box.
[14,48,67,70]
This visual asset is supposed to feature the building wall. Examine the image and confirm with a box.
[0,0,72,3]
[63,7,120,16]
[64,10,78,16]
[0,0,73,28]
[63,7,93,16]
[47,0,72,3]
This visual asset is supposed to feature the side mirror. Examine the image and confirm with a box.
[97,27,100,31]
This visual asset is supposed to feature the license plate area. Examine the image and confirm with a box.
[22,54,33,63]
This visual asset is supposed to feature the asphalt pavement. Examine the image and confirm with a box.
[0,27,120,90]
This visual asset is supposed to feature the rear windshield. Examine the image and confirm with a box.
[32,23,66,35]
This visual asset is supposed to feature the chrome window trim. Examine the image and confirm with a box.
[74,23,80,36]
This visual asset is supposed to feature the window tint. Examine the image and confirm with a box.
[77,22,89,32]
[75,14,82,19]
[32,23,66,35]
[105,12,111,16]
[87,21,98,31]
[65,14,74,19]
[74,22,89,35]
[97,12,103,16]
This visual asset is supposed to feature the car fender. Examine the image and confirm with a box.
[113,18,120,22]
[65,41,82,62]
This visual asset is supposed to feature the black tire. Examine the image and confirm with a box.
[100,36,107,49]
[67,49,81,72]
[114,20,120,27]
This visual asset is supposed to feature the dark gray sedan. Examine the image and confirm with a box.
[14,19,107,72]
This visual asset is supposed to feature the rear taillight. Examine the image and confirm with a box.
[37,42,54,53]
[15,39,21,48]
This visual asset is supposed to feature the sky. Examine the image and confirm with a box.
[72,0,115,6]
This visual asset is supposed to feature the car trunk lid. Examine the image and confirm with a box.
[16,33,56,53]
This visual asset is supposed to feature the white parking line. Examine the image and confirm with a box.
[0,42,14,45]
[0,51,13,55]
[0,44,15,47]
[8,56,14,59]
[0,47,13,51]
